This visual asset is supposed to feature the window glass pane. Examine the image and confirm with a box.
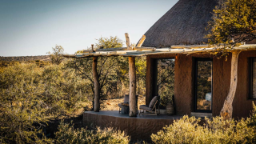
[253,58,256,98]
[196,60,212,111]
[157,59,175,107]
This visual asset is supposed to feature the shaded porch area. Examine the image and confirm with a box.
[83,111,182,141]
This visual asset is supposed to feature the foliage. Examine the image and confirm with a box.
[248,102,256,130]
[55,120,129,144]
[248,102,256,143]
[71,36,124,101]
[151,115,255,144]
[207,0,256,56]
[95,36,123,49]
[0,61,20,67]
[195,61,212,111]
[0,62,88,143]
[72,36,146,105]
[35,60,50,67]
[47,45,64,65]
[157,59,175,107]
[135,57,147,95]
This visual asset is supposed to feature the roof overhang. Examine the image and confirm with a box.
[63,44,256,58]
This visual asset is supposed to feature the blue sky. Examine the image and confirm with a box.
[0,0,178,56]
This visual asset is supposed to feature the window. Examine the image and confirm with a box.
[157,59,175,107]
[250,58,256,99]
[194,59,212,112]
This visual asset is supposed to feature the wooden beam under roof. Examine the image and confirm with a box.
[137,35,146,47]
[63,42,256,58]
[96,47,128,51]
[171,45,213,49]
[134,47,156,51]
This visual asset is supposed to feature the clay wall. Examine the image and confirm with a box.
[83,112,175,141]
[213,51,256,118]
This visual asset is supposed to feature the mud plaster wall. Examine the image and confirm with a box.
[213,51,256,118]
[174,54,193,115]
[146,51,256,118]
[83,112,175,141]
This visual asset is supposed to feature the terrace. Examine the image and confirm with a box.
[83,110,182,141]
[68,33,256,140]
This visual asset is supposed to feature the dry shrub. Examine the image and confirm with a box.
[0,62,89,143]
[151,115,255,144]
[55,120,130,144]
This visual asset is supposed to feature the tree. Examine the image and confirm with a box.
[135,57,146,96]
[206,0,256,120]
[70,36,124,110]
[95,36,123,49]
[47,45,64,65]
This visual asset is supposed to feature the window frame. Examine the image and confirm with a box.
[194,58,213,113]
[249,57,256,100]
[155,58,175,106]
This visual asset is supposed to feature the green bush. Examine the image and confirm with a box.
[0,62,89,143]
[55,120,130,144]
[248,102,256,143]
[151,115,255,144]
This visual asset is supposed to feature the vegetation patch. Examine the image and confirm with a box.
[55,120,129,144]
[151,108,256,144]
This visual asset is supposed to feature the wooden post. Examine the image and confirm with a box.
[91,44,95,52]
[126,34,146,117]
[125,33,131,50]
[137,35,146,47]
[220,51,241,120]
[92,44,100,112]
[125,33,137,117]
[129,57,137,117]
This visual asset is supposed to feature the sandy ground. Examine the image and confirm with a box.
[74,96,146,115]
[101,96,146,111]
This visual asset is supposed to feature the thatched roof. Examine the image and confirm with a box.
[142,0,219,47]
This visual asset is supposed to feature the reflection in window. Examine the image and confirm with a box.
[252,58,256,98]
[157,59,175,107]
[195,60,212,111]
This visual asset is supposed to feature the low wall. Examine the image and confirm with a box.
[83,111,176,141]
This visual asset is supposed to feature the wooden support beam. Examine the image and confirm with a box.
[220,51,241,120]
[96,47,127,51]
[137,35,146,47]
[171,45,212,49]
[125,33,137,117]
[134,47,156,51]
[93,56,100,112]
[125,33,131,50]
[91,44,95,52]
[129,57,137,117]
[83,50,93,53]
